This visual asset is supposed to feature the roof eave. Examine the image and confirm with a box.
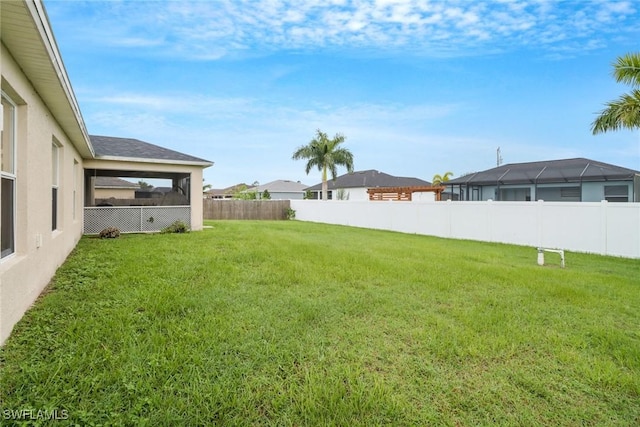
[4,0,95,158]
[94,155,214,168]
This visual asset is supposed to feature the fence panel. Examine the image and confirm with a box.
[84,206,191,234]
[290,200,640,258]
[203,200,291,220]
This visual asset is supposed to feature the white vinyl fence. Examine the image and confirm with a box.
[84,206,191,234]
[290,200,640,258]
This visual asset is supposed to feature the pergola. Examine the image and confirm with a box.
[367,186,446,201]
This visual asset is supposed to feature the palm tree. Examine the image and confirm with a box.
[432,171,453,186]
[203,179,212,194]
[138,180,153,189]
[292,129,354,201]
[592,52,640,134]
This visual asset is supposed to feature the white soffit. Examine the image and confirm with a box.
[1,0,94,158]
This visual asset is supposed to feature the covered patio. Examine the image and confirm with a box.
[83,136,213,234]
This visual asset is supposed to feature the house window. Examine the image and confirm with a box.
[1,94,16,258]
[537,186,580,202]
[499,187,531,201]
[560,186,581,199]
[604,185,628,203]
[52,140,60,230]
[73,159,78,220]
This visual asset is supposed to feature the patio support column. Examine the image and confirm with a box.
[84,174,95,207]
[189,170,204,231]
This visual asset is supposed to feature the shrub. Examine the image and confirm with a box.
[161,220,189,234]
[99,227,120,239]
[286,208,296,220]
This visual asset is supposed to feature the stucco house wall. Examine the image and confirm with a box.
[325,187,369,201]
[343,188,368,201]
[270,192,305,200]
[1,1,212,345]
[255,191,306,200]
[1,43,84,343]
[582,181,634,202]
[250,180,308,200]
[462,181,635,202]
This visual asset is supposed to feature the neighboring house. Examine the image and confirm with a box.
[0,1,213,344]
[305,170,432,201]
[94,177,140,200]
[205,183,255,199]
[136,186,173,199]
[249,180,308,200]
[446,158,640,202]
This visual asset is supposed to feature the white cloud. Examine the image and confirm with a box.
[47,0,639,60]
[80,90,465,185]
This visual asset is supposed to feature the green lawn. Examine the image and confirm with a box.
[1,220,639,426]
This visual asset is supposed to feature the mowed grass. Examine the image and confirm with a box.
[1,220,639,426]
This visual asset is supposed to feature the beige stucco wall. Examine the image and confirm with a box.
[94,187,136,199]
[84,159,206,231]
[1,44,84,344]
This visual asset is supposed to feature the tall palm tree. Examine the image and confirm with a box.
[292,129,354,201]
[432,171,453,186]
[592,52,640,134]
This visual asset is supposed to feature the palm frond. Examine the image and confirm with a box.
[613,53,640,87]
[591,89,640,134]
[292,129,354,199]
[331,148,354,173]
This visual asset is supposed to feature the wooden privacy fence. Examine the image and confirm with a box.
[204,200,291,220]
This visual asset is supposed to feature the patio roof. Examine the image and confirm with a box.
[90,135,213,167]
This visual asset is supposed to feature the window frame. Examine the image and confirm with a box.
[604,185,629,203]
[73,159,79,221]
[1,92,17,259]
[52,140,61,231]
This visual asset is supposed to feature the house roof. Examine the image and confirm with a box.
[95,177,139,189]
[206,183,255,197]
[305,170,431,191]
[153,187,173,194]
[448,158,640,186]
[252,180,308,193]
[90,135,213,167]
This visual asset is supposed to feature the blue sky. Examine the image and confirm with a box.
[44,0,640,189]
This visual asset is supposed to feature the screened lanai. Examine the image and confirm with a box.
[83,136,213,233]
[446,158,640,202]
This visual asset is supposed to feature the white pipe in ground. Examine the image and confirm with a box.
[537,247,565,268]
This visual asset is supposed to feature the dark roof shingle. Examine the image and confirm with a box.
[94,177,139,189]
[448,158,639,185]
[305,170,430,191]
[90,135,212,165]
